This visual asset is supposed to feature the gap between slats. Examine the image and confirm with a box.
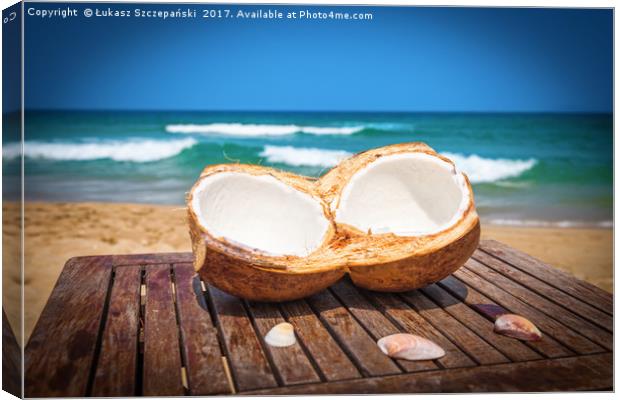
[473,250,613,332]
[304,291,402,377]
[447,268,602,356]
[240,300,286,387]
[85,267,116,396]
[478,241,612,314]
[200,285,245,393]
[325,287,411,374]
[436,275,569,360]
[137,267,145,396]
[274,302,329,383]
[394,290,510,366]
[180,271,237,394]
[466,256,612,350]
[169,266,191,396]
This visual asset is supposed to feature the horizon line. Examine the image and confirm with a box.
[6,109,613,115]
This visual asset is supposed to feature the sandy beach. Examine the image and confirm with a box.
[2,201,613,342]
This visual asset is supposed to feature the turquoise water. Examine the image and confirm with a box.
[2,111,612,227]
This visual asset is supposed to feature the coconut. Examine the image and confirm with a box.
[188,143,480,301]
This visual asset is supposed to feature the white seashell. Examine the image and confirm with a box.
[377,333,445,361]
[264,322,296,347]
[494,314,542,341]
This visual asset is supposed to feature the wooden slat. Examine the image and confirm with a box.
[245,301,321,385]
[454,267,602,355]
[207,285,278,392]
[365,291,476,368]
[472,250,613,332]
[111,252,192,266]
[2,309,21,398]
[330,280,438,372]
[420,284,541,362]
[399,290,509,365]
[280,300,361,381]
[173,264,230,395]
[25,256,113,397]
[245,353,613,394]
[306,290,402,377]
[143,265,184,396]
[465,258,612,350]
[479,240,612,314]
[91,266,141,396]
[438,276,572,358]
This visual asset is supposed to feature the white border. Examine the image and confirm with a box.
[0,1,616,399]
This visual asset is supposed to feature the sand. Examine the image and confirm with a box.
[2,201,613,342]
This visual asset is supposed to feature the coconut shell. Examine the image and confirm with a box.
[188,142,480,301]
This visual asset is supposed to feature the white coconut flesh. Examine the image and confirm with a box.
[334,153,471,236]
[191,172,330,257]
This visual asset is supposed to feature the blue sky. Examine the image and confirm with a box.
[22,4,612,112]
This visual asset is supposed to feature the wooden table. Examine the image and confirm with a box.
[24,240,613,396]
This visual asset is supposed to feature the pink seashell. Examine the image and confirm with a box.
[377,333,445,361]
[494,314,542,341]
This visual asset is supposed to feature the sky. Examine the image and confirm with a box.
[20,4,613,112]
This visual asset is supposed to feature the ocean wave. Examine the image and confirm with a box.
[441,152,537,184]
[165,123,364,136]
[486,219,613,228]
[3,138,198,163]
[257,146,537,182]
[260,145,353,167]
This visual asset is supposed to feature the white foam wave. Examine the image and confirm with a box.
[487,219,613,229]
[166,123,364,136]
[441,152,537,184]
[260,145,353,167]
[257,147,537,181]
[3,138,197,163]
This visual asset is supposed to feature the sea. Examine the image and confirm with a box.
[2,111,613,228]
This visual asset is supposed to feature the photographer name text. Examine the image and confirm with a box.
[27,6,373,21]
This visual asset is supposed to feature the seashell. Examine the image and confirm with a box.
[264,322,296,347]
[377,333,445,361]
[494,314,542,341]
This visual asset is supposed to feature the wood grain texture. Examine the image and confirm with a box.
[306,290,402,377]
[479,240,612,314]
[420,284,541,362]
[472,250,612,332]
[454,267,602,355]
[207,285,278,392]
[399,290,509,365]
[3,309,21,398]
[111,252,192,266]
[465,258,612,350]
[280,299,361,381]
[23,242,614,396]
[365,291,476,368]
[438,276,572,358]
[245,353,613,394]
[330,279,438,372]
[91,266,141,397]
[173,264,230,395]
[143,265,185,396]
[25,256,113,397]
[245,300,321,385]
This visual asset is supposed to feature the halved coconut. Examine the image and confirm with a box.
[188,143,480,301]
[317,142,480,291]
[187,164,344,301]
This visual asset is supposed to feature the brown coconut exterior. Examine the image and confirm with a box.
[188,142,480,301]
[316,142,481,292]
[187,164,346,302]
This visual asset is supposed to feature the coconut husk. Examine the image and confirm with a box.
[188,142,480,301]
